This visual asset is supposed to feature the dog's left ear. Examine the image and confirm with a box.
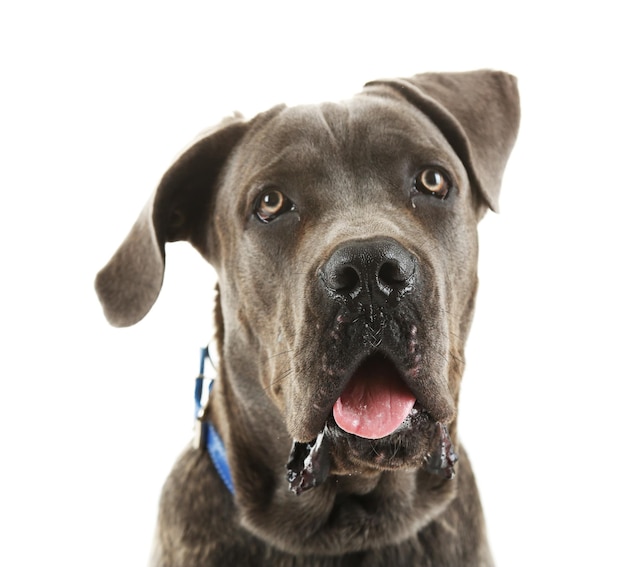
[365,70,520,213]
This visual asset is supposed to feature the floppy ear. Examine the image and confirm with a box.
[95,115,249,327]
[364,70,520,212]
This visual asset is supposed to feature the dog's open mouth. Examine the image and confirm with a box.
[332,354,417,440]
[287,353,458,495]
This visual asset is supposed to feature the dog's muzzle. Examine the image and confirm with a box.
[317,238,421,439]
[285,237,457,495]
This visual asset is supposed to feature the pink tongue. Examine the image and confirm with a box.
[332,357,416,440]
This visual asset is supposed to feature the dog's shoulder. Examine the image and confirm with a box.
[152,446,259,566]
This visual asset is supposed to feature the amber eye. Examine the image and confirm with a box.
[255,189,294,223]
[413,168,451,200]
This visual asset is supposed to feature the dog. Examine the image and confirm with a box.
[96,69,520,566]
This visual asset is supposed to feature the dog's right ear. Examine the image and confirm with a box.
[95,115,249,327]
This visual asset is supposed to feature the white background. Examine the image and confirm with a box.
[1,1,624,565]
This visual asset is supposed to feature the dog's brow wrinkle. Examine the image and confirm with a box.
[246,145,301,180]
[316,106,343,149]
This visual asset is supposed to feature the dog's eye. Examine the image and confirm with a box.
[413,168,450,200]
[255,189,295,223]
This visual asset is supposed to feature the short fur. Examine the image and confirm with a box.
[96,70,520,566]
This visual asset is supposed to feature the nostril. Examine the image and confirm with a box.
[378,261,411,287]
[326,264,360,293]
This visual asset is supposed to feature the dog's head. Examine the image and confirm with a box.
[96,70,519,485]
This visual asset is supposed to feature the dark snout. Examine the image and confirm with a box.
[319,238,417,308]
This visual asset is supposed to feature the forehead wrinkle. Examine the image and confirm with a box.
[314,102,355,151]
[244,143,310,180]
[238,115,342,187]
[265,103,354,157]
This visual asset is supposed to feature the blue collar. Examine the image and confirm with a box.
[195,347,235,495]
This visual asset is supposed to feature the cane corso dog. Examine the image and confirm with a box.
[96,69,520,566]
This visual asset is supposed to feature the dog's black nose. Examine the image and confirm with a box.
[319,238,417,306]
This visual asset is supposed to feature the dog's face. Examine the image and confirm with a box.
[212,96,478,476]
[96,70,519,488]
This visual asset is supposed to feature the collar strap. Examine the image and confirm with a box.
[195,347,235,495]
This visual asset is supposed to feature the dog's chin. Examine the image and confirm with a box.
[286,410,446,496]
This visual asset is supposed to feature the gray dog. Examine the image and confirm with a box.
[96,69,519,566]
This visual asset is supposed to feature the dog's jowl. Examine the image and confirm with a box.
[96,70,519,566]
